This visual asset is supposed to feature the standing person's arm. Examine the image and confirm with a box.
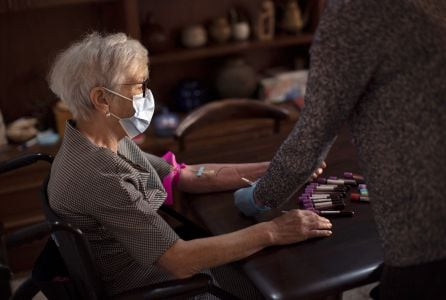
[253,0,390,208]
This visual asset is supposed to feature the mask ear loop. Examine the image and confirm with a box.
[102,86,133,102]
[101,87,131,121]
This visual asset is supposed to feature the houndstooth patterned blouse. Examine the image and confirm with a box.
[48,121,264,299]
[48,121,188,296]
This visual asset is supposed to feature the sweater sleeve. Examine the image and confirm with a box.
[255,0,389,207]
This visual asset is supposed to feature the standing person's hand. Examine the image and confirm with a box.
[267,209,332,245]
[234,160,327,216]
[311,161,327,179]
[234,181,271,217]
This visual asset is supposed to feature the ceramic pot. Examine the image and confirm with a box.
[181,25,207,48]
[141,14,171,54]
[232,22,250,41]
[209,17,231,44]
[281,0,303,34]
[215,58,258,98]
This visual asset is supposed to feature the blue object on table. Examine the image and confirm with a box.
[153,107,180,137]
[37,130,59,145]
[174,80,210,112]
[234,183,271,217]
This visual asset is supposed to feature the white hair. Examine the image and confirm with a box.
[48,32,148,121]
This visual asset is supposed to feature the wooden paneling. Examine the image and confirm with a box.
[0,1,124,124]
[0,0,322,123]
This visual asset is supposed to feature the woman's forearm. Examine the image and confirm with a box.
[156,209,333,278]
[177,162,269,193]
[157,221,273,278]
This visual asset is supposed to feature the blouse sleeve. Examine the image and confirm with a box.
[90,171,179,267]
[142,152,172,179]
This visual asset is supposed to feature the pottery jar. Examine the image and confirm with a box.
[215,58,258,98]
[232,22,250,41]
[181,25,207,48]
[209,17,231,44]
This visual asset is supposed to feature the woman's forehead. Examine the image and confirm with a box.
[125,67,149,83]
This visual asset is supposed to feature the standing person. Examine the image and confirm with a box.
[234,0,446,299]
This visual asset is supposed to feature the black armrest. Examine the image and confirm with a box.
[5,222,50,248]
[0,152,53,174]
[113,273,239,300]
[113,273,211,300]
[0,264,11,281]
[0,264,12,300]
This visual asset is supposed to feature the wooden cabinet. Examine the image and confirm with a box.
[0,0,324,122]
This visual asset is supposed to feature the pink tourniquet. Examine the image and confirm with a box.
[161,151,186,205]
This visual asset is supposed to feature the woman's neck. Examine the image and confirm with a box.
[76,116,121,153]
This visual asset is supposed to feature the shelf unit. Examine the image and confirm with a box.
[0,0,325,122]
[150,34,314,65]
[0,0,114,13]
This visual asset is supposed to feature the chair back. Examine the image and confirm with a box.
[174,99,289,151]
[0,153,54,299]
[40,175,107,300]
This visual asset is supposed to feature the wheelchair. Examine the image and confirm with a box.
[0,153,239,300]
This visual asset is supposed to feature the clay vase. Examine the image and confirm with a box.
[232,21,250,41]
[255,0,275,40]
[209,17,231,44]
[181,25,207,48]
[281,0,304,34]
[141,14,170,54]
[215,58,258,98]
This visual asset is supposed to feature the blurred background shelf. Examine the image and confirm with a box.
[0,0,114,13]
[151,33,314,65]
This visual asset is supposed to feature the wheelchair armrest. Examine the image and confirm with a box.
[0,153,53,174]
[5,222,50,248]
[0,264,11,281]
[0,264,12,300]
[113,273,215,300]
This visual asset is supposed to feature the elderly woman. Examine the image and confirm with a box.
[47,32,332,298]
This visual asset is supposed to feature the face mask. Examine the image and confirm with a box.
[103,87,155,139]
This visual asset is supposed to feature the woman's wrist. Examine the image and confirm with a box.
[260,221,276,247]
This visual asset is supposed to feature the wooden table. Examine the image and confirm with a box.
[187,126,384,300]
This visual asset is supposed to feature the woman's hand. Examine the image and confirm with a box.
[267,209,332,246]
[311,161,327,179]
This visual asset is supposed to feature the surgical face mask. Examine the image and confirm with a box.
[103,87,155,139]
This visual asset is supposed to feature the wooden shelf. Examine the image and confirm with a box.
[150,33,314,65]
[0,0,114,13]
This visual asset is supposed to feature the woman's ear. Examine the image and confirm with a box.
[90,87,109,115]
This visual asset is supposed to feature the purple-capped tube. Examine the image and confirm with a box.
[318,177,357,186]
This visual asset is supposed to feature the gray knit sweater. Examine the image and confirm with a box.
[255,0,446,267]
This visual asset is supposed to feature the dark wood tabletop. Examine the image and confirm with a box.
[187,126,384,300]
